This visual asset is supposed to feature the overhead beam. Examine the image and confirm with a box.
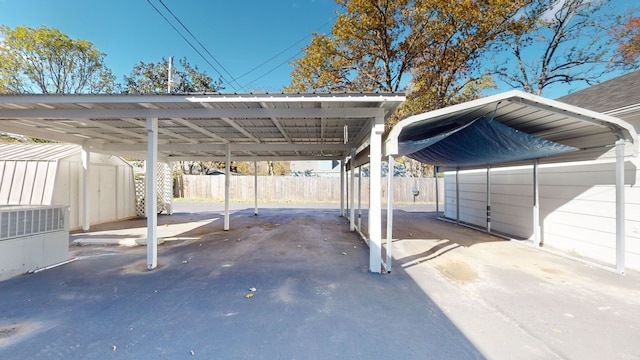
[0,107,387,120]
[102,143,351,152]
[0,93,405,105]
[167,154,345,162]
[221,117,260,143]
[170,118,229,143]
[120,118,198,144]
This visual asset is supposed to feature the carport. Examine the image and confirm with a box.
[383,90,638,273]
[0,93,404,273]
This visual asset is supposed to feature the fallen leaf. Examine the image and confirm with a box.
[245,293,254,299]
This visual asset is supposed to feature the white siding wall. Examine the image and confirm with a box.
[443,158,640,271]
[1,153,136,230]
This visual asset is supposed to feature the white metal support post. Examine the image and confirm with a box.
[615,139,626,274]
[350,148,356,231]
[254,161,259,216]
[487,164,491,233]
[386,155,395,272]
[533,159,541,247]
[434,167,439,216]
[224,143,231,230]
[146,117,158,270]
[81,146,90,231]
[340,159,345,217]
[357,166,362,230]
[368,114,384,273]
[456,169,460,224]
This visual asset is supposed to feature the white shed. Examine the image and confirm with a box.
[0,143,136,229]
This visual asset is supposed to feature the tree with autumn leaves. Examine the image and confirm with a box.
[287,0,533,119]
[288,0,640,118]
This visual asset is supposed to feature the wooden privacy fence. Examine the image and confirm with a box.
[175,175,444,204]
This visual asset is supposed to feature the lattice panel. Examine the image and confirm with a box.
[134,162,173,217]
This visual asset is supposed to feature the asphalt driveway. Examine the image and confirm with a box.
[1,202,638,359]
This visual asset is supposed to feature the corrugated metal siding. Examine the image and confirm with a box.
[0,143,80,160]
[0,160,57,205]
[443,158,640,271]
[0,145,136,228]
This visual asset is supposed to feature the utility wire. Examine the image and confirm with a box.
[239,18,335,91]
[157,0,242,90]
[146,0,239,91]
[236,18,334,83]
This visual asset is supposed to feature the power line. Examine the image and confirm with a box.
[157,0,242,90]
[146,0,239,91]
[238,18,335,91]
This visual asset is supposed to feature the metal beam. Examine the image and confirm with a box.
[368,115,384,273]
[102,143,351,152]
[0,107,388,121]
[167,154,345,162]
[146,117,158,270]
[81,146,90,231]
[170,118,229,143]
[350,148,356,232]
[533,159,541,246]
[386,156,394,273]
[120,118,198,144]
[615,139,626,274]
[224,143,231,231]
[221,117,260,143]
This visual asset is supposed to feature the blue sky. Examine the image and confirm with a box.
[0,0,338,92]
[0,0,636,97]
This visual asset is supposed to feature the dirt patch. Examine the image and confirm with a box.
[0,322,41,348]
[435,260,478,282]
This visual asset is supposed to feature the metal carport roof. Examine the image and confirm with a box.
[384,90,638,168]
[0,92,405,273]
[381,90,638,273]
[0,93,404,162]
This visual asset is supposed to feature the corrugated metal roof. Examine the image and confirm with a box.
[0,93,405,162]
[0,143,80,160]
[384,90,638,170]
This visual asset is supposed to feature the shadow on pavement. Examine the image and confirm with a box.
[0,206,485,359]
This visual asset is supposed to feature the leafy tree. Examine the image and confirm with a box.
[613,16,640,67]
[122,57,223,94]
[493,0,634,96]
[287,0,529,118]
[0,25,115,94]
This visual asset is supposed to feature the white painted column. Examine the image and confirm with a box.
[615,139,626,274]
[357,166,362,230]
[434,167,439,216]
[368,115,384,273]
[456,169,460,224]
[146,117,158,270]
[533,159,541,247]
[386,156,394,272]
[224,143,231,231]
[254,161,258,216]
[340,159,345,217]
[350,148,356,231]
[487,164,491,233]
[81,146,90,231]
